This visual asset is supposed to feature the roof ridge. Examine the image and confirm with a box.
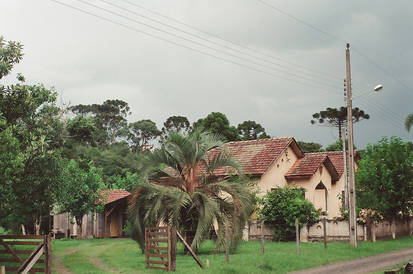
[227,136,292,144]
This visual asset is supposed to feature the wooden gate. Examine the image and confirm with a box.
[0,235,51,274]
[145,226,176,271]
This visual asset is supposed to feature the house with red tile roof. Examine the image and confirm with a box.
[210,138,353,217]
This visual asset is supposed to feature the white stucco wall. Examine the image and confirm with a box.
[256,146,299,196]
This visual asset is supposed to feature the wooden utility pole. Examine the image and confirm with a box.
[346,43,357,248]
[341,116,349,210]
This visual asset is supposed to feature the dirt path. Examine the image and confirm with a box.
[292,248,413,274]
[89,257,120,273]
[53,248,76,274]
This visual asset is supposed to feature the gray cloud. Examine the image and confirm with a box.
[1,0,412,147]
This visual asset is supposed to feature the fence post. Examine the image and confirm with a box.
[0,266,5,274]
[225,225,230,263]
[322,217,327,249]
[45,235,52,274]
[371,221,376,242]
[170,227,176,271]
[295,218,300,255]
[261,220,265,254]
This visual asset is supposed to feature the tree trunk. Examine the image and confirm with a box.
[76,217,83,239]
[34,217,41,235]
[21,224,26,236]
[391,218,396,239]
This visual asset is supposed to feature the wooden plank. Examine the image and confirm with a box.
[147,260,168,265]
[145,228,149,268]
[148,238,168,243]
[176,231,203,269]
[0,240,23,263]
[147,246,168,251]
[2,241,44,245]
[0,258,44,263]
[147,232,168,236]
[18,242,44,274]
[0,235,45,240]
[147,253,168,258]
[0,250,32,254]
[170,227,176,271]
[6,267,44,272]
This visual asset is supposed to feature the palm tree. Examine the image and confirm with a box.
[128,130,253,253]
[405,114,413,132]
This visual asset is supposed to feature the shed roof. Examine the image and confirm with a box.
[101,190,130,204]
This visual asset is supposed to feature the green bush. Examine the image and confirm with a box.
[259,186,320,241]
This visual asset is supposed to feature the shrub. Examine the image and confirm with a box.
[259,186,320,241]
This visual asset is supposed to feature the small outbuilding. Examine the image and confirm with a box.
[52,189,131,238]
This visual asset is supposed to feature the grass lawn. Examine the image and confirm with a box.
[52,236,413,273]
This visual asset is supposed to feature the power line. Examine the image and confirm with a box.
[117,0,343,83]
[49,0,342,95]
[254,0,413,97]
[76,0,343,90]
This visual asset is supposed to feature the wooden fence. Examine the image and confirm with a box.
[145,226,176,271]
[0,235,51,274]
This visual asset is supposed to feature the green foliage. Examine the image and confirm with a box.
[193,112,239,142]
[66,116,98,146]
[297,141,324,153]
[325,139,356,151]
[0,36,23,79]
[127,119,161,150]
[237,120,270,140]
[162,115,191,133]
[259,187,320,241]
[356,137,413,220]
[57,160,104,230]
[69,99,130,145]
[129,130,253,252]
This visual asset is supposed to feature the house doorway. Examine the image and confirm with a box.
[314,182,328,213]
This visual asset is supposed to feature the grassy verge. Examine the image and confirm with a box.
[52,236,413,273]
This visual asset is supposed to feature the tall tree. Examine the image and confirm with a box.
[70,99,130,145]
[357,137,413,221]
[405,113,413,132]
[311,107,369,139]
[162,115,191,133]
[128,119,161,151]
[297,141,323,153]
[193,112,239,142]
[129,131,253,253]
[237,120,270,140]
[0,36,23,79]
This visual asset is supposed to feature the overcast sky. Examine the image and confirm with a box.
[1,0,412,147]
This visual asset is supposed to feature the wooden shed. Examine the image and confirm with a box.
[102,189,130,237]
[52,189,131,238]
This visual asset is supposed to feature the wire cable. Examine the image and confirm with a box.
[117,0,344,83]
[49,0,343,95]
[75,0,343,90]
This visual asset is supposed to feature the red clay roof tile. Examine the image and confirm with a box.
[207,137,295,176]
[101,189,130,204]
